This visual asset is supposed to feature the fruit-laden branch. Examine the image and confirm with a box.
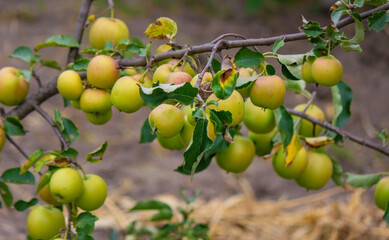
[287,108,389,157]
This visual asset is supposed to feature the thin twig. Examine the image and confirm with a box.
[32,104,68,150]
[287,108,389,157]
[302,91,317,113]
[32,71,42,88]
[67,203,73,240]
[5,134,29,159]
[211,33,260,51]
[195,40,224,88]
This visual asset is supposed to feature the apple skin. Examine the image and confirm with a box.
[301,59,315,83]
[294,103,325,137]
[132,74,153,88]
[249,75,286,110]
[168,57,198,77]
[38,174,61,206]
[243,98,275,134]
[206,90,244,126]
[80,88,111,113]
[153,64,174,83]
[272,145,308,179]
[166,71,192,85]
[248,127,278,157]
[85,109,112,125]
[191,72,213,87]
[49,168,84,203]
[87,55,120,89]
[111,76,144,113]
[375,177,389,210]
[0,127,5,152]
[157,134,186,150]
[76,174,107,211]
[149,104,185,138]
[89,17,129,49]
[0,67,29,106]
[155,43,173,66]
[216,135,256,173]
[295,150,333,190]
[179,117,195,147]
[311,56,343,87]
[27,205,66,240]
[57,70,83,100]
[124,67,138,76]
[71,99,81,109]
[237,67,257,98]
[181,105,196,125]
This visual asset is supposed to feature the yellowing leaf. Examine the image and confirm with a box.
[144,17,177,40]
[304,136,334,148]
[262,142,283,161]
[285,135,302,166]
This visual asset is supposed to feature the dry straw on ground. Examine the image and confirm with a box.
[95,178,389,240]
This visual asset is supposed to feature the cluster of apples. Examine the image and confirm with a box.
[301,55,343,86]
[27,166,107,240]
[0,66,29,106]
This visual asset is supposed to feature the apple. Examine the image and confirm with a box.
[311,56,343,87]
[0,127,5,152]
[57,70,83,100]
[237,67,257,98]
[206,90,244,126]
[179,116,195,147]
[157,134,186,150]
[181,105,196,125]
[301,58,316,83]
[152,64,174,83]
[243,98,275,134]
[374,177,389,210]
[80,88,111,113]
[149,104,184,138]
[76,174,107,211]
[132,73,153,88]
[85,109,112,125]
[155,43,173,66]
[248,127,278,157]
[111,76,144,113]
[49,168,84,203]
[190,72,213,87]
[89,17,129,49]
[272,145,307,179]
[207,117,217,141]
[38,175,61,206]
[27,205,65,240]
[0,67,29,106]
[166,71,192,84]
[249,75,286,110]
[168,57,197,77]
[87,55,120,89]
[124,67,138,76]
[216,135,255,173]
[294,103,325,137]
[70,99,81,109]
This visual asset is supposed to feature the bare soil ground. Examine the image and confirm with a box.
[0,0,388,239]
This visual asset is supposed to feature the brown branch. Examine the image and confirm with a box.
[211,33,260,51]
[5,134,29,159]
[195,40,224,88]
[287,108,389,157]
[302,91,316,113]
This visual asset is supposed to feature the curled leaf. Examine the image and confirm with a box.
[144,17,177,40]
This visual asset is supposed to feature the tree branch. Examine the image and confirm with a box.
[287,108,389,157]
[5,134,29,159]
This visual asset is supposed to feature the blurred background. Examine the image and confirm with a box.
[0,0,388,239]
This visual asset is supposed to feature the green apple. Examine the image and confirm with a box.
[166,71,192,84]
[80,88,111,113]
[216,135,255,173]
[132,74,153,88]
[181,105,196,125]
[27,205,65,240]
[311,56,343,87]
[89,17,129,49]
[301,58,316,83]
[153,64,174,83]
[294,103,325,137]
[123,67,138,76]
[179,116,195,147]
[206,90,244,126]
[85,109,112,125]
[155,43,173,66]
[249,75,286,110]
[87,55,120,89]
[237,67,257,98]
[57,70,83,100]
[169,57,197,77]
[157,134,186,150]
[70,99,81,109]
[76,174,107,211]
[49,168,84,203]
[0,67,29,106]
[272,145,307,179]
[190,72,213,87]
[375,177,389,210]
[243,98,275,134]
[111,76,144,113]
[38,174,61,206]
[248,127,278,157]
[149,104,184,138]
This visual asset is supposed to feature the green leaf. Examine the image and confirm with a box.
[40,60,61,71]
[20,69,31,82]
[367,10,389,32]
[211,68,238,100]
[10,46,33,63]
[62,118,79,143]
[234,47,264,68]
[139,41,152,57]
[0,181,13,207]
[145,17,178,40]
[331,81,353,128]
[330,156,345,187]
[140,82,198,107]
[345,173,381,188]
[130,200,173,221]
[376,129,388,145]
[340,15,365,53]
[72,58,90,71]
[1,168,35,185]
[354,0,365,8]
[331,7,350,25]
[285,79,306,94]
[14,198,38,212]
[36,170,54,193]
[35,34,80,51]
[86,141,108,164]
[211,58,221,72]
[365,0,389,6]
[139,117,157,143]
[278,53,306,80]
[4,116,26,136]
[301,20,324,38]
[266,64,276,76]
[209,109,232,135]
[82,48,99,55]
[60,147,79,159]
[104,41,114,50]
[76,212,99,235]
[20,149,45,174]
[235,75,258,89]
[273,39,285,54]
[274,106,293,146]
